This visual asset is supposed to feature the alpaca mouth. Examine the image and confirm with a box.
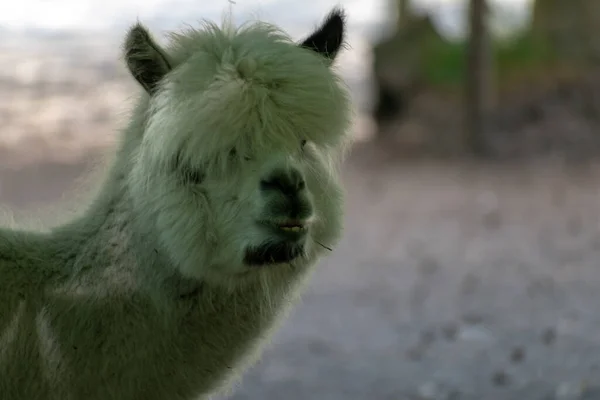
[243,242,305,266]
[259,219,310,239]
[272,219,308,233]
[244,219,310,266]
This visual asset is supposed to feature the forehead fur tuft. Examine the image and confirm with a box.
[141,16,352,169]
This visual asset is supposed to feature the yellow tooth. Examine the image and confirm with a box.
[280,226,302,232]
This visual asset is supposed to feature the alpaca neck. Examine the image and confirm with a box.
[45,97,172,286]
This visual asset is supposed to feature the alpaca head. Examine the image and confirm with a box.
[123,9,352,287]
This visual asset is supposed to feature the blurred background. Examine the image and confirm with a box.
[3,0,600,398]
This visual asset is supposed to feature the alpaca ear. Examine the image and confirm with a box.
[123,23,172,94]
[300,8,346,62]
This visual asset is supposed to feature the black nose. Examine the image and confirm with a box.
[260,168,306,196]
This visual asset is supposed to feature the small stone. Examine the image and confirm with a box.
[478,191,501,229]
[415,382,461,400]
[417,381,460,400]
[492,370,509,387]
[419,256,440,276]
[417,381,445,400]
[460,273,480,297]
[482,210,502,230]
[509,346,526,364]
[447,390,461,400]
[406,344,425,361]
[555,381,586,399]
[542,328,557,346]
[441,322,458,341]
[461,313,485,325]
[306,339,332,355]
[458,325,495,343]
[420,329,436,346]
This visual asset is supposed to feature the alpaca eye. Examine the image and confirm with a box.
[301,139,307,148]
[171,151,205,185]
[180,165,205,184]
[230,147,252,161]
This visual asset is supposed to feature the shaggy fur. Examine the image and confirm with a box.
[0,7,352,400]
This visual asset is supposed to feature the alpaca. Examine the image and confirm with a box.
[0,7,352,400]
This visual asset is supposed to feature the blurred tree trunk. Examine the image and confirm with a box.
[397,0,411,27]
[372,0,434,129]
[464,0,494,156]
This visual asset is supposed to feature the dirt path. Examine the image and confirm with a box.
[3,146,600,399]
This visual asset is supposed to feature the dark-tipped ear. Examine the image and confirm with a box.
[123,22,172,94]
[300,8,346,61]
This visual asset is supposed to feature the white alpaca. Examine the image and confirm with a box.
[0,7,352,400]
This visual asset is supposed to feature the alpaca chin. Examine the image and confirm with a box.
[243,238,307,266]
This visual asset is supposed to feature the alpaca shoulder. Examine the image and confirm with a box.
[0,227,41,332]
[0,227,39,276]
[0,227,63,298]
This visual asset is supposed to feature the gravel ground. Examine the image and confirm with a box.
[3,144,600,400]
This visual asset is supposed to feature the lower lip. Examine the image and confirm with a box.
[278,226,305,232]
[268,225,308,239]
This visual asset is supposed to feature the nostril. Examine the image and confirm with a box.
[260,169,305,195]
[260,178,284,192]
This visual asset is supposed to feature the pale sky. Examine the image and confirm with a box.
[0,0,532,32]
